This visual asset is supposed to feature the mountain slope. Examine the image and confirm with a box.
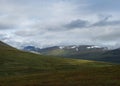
[0,41,120,86]
[0,41,15,50]
[0,41,112,76]
[100,48,120,63]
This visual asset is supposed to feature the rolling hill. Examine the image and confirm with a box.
[0,41,120,86]
[0,41,111,76]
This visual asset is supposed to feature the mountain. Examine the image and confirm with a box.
[23,45,108,59]
[23,45,120,63]
[23,45,107,55]
[100,48,120,63]
[23,46,60,53]
[0,41,120,86]
[23,46,41,53]
[0,41,15,50]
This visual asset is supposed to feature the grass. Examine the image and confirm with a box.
[0,41,120,86]
[0,65,120,86]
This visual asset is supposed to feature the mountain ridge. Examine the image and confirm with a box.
[23,45,120,63]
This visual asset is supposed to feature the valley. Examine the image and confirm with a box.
[0,41,120,86]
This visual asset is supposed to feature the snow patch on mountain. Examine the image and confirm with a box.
[71,46,76,49]
[87,46,101,49]
[59,46,64,49]
[76,48,79,51]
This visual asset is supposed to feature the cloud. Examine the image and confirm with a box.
[63,15,120,30]
[0,0,120,49]
[92,15,120,27]
[0,23,14,29]
[64,19,89,29]
[0,32,11,41]
[93,28,120,41]
[85,0,120,13]
[0,14,21,30]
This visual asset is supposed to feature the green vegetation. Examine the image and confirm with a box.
[0,66,120,86]
[0,41,120,86]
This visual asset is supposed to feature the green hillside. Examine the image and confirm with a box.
[37,46,120,63]
[0,41,120,86]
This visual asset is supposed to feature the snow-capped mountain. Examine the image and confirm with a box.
[23,45,107,55]
[22,45,120,63]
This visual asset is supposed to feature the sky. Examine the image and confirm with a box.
[0,0,120,49]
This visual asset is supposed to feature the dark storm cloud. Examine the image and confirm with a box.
[64,19,89,29]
